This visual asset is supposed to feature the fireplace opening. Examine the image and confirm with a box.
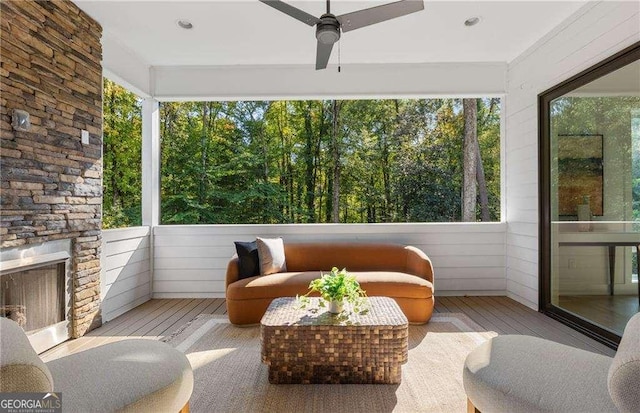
[1,262,66,333]
[0,240,72,353]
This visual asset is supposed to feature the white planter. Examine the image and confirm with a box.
[328,300,344,314]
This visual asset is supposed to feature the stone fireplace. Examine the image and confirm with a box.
[0,0,103,343]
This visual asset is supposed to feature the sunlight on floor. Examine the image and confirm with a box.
[187,349,238,371]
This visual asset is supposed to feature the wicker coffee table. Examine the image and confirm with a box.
[260,296,408,384]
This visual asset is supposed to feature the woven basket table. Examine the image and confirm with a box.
[260,296,408,384]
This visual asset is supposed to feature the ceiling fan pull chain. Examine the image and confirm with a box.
[338,40,341,73]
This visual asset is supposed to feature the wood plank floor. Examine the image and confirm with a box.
[559,295,639,335]
[41,296,615,362]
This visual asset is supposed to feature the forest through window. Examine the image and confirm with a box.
[102,78,502,227]
[103,79,142,228]
[160,98,501,224]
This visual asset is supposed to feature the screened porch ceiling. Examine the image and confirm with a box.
[75,0,589,100]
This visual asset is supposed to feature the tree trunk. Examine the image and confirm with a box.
[368,176,376,223]
[107,86,119,208]
[199,102,208,212]
[314,102,328,222]
[462,98,477,221]
[326,172,333,223]
[276,104,289,219]
[331,100,341,223]
[382,99,401,222]
[303,102,315,222]
[476,142,490,221]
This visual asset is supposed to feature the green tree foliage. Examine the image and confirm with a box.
[101,85,502,227]
[157,98,501,224]
[102,79,142,228]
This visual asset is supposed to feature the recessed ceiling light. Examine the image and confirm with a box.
[177,20,193,30]
[464,17,480,27]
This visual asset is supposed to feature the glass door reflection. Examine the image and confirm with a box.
[548,61,640,336]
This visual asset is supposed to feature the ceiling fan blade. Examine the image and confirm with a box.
[337,0,424,33]
[316,40,334,70]
[259,0,321,26]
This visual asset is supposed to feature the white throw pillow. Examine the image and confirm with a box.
[256,237,287,275]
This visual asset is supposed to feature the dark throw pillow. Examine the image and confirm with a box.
[234,240,260,279]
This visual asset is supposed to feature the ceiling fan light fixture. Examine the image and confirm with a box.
[316,14,341,45]
[464,17,480,27]
[177,19,193,30]
[317,27,340,45]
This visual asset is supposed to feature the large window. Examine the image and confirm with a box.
[159,99,501,224]
[102,78,142,228]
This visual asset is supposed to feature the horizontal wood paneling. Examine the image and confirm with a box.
[504,1,640,309]
[101,226,152,321]
[152,223,507,297]
[104,260,149,286]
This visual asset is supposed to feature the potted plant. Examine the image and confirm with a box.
[298,267,368,314]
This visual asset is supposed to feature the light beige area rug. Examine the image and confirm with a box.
[164,313,497,413]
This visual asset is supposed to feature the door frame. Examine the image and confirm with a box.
[538,41,640,349]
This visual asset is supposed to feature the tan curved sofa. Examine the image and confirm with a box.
[225,243,434,325]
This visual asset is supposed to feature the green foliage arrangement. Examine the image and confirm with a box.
[298,267,368,314]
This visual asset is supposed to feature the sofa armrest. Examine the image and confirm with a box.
[225,256,240,288]
[405,246,434,284]
[0,317,54,392]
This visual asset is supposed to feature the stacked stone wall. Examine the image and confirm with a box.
[0,0,103,336]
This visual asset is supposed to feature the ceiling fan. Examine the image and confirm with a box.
[259,0,424,70]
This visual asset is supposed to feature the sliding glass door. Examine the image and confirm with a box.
[540,43,640,348]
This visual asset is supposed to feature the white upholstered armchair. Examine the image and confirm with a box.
[0,317,193,413]
[463,312,640,413]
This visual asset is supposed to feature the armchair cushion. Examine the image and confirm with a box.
[46,339,193,413]
[0,317,53,393]
[608,312,640,413]
[463,335,616,413]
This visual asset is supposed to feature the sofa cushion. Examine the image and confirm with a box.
[284,243,413,273]
[256,237,287,275]
[234,240,260,279]
[226,271,433,301]
[355,271,434,299]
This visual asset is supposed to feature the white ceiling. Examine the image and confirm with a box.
[76,0,587,68]
[572,60,640,95]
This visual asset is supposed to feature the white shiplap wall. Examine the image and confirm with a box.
[101,226,152,321]
[153,223,506,298]
[505,2,640,309]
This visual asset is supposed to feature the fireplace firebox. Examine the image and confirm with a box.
[0,240,72,353]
